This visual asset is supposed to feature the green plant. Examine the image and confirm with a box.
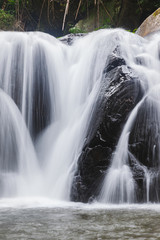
[0,9,15,30]
[69,26,86,34]
[94,23,111,31]
[132,28,137,33]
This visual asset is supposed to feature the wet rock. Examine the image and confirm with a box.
[71,49,143,203]
[59,33,86,45]
[129,99,160,202]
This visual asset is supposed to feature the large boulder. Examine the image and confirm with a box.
[70,48,143,203]
[136,8,160,37]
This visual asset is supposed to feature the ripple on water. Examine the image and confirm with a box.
[0,199,160,239]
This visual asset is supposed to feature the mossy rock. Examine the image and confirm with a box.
[69,1,114,33]
[136,8,160,37]
[153,8,160,17]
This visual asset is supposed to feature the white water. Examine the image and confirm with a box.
[0,29,127,200]
[1,29,160,203]
[100,31,160,203]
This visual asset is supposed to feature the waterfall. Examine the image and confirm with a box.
[1,29,160,203]
[0,29,124,200]
[100,31,160,203]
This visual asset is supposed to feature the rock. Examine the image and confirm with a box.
[69,1,115,33]
[59,33,86,45]
[136,8,160,37]
[70,48,143,203]
[129,99,160,202]
[73,16,96,33]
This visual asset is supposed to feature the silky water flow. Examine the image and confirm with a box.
[100,31,160,203]
[0,29,160,203]
[0,30,116,200]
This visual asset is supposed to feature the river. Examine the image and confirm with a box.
[0,199,160,239]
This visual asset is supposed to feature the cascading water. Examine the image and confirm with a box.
[100,31,160,203]
[0,30,122,200]
[0,89,41,197]
[1,29,160,204]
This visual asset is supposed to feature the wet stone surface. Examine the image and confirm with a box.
[71,49,143,203]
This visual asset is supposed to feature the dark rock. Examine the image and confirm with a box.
[71,146,112,203]
[59,33,87,45]
[71,48,143,203]
[128,99,160,202]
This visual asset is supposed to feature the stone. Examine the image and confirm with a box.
[59,33,86,45]
[129,99,160,202]
[70,48,143,203]
[136,8,160,37]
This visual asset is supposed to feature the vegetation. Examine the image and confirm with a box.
[0,9,15,30]
[0,0,159,36]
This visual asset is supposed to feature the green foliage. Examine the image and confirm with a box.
[0,0,158,35]
[2,0,16,16]
[7,0,23,5]
[7,0,15,4]
[0,9,15,30]
[69,26,86,34]
[132,28,137,33]
[69,21,111,34]
[153,8,160,17]
[2,0,26,15]
[126,28,137,33]
[94,23,111,31]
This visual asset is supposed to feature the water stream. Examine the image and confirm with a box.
[100,31,160,203]
[0,29,122,200]
[0,29,160,205]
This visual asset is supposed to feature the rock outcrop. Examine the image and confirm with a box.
[71,47,143,203]
[136,8,160,37]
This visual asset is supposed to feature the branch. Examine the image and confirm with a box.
[75,0,82,20]
[99,0,114,24]
[51,0,55,22]
[62,0,70,31]
[97,0,99,28]
[86,0,89,18]
[38,0,46,29]
[47,0,52,26]
[16,0,20,22]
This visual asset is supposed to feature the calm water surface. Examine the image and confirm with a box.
[0,199,160,240]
